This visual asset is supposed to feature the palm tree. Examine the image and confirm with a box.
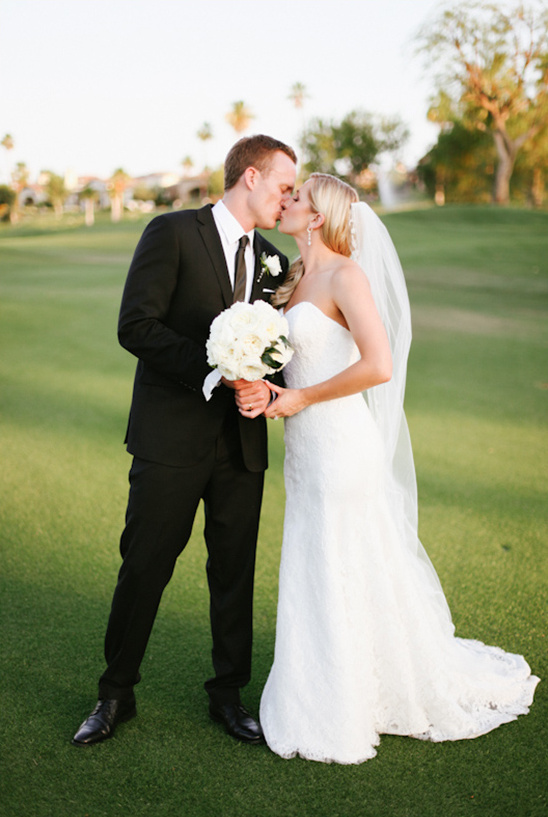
[10,161,28,223]
[1,133,14,185]
[288,82,309,181]
[197,122,213,143]
[225,101,254,135]
[1,133,14,154]
[287,82,308,111]
[181,155,194,177]
[43,171,67,217]
[79,185,98,226]
[0,184,15,222]
[197,122,213,170]
[108,168,130,222]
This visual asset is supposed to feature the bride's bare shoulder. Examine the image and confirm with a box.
[331,257,371,293]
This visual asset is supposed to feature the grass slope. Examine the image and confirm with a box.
[1,207,546,817]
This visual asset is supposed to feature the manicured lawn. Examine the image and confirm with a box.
[1,206,546,817]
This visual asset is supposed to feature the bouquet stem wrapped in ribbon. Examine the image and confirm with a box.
[206,300,293,381]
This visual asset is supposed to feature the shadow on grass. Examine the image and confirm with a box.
[2,500,546,817]
[2,567,546,817]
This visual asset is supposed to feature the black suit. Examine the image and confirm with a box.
[98,204,288,705]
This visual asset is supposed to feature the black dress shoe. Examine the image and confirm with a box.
[209,702,265,744]
[71,698,137,746]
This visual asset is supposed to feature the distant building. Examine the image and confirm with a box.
[132,171,181,189]
[14,167,214,214]
[165,172,210,205]
[17,183,46,207]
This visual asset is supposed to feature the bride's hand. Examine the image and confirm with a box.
[264,382,308,419]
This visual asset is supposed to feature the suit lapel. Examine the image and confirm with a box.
[251,233,267,302]
[196,209,279,306]
[251,233,284,302]
[196,204,233,308]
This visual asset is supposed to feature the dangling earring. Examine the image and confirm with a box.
[307,225,312,246]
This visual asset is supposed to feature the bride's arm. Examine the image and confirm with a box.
[264,262,392,418]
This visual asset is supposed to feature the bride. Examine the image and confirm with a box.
[253,173,539,765]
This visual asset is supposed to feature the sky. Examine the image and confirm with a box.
[0,0,449,183]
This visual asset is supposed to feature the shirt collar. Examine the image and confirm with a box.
[213,199,255,246]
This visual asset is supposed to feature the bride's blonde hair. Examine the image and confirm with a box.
[272,173,359,307]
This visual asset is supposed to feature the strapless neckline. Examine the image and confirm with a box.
[284,301,350,333]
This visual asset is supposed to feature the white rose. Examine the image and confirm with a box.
[218,364,240,380]
[230,304,263,335]
[252,300,276,318]
[206,338,222,367]
[261,253,282,277]
[208,318,236,350]
[230,335,251,361]
[251,300,284,342]
[239,361,268,381]
[270,338,294,368]
[241,333,266,358]
[207,342,237,372]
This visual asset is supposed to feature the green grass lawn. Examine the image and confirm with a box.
[1,206,546,817]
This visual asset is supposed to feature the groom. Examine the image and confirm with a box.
[72,135,297,747]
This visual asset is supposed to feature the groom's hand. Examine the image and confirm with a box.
[222,378,271,419]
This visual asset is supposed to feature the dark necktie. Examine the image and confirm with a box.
[233,234,249,303]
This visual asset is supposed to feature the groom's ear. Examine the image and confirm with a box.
[243,166,258,190]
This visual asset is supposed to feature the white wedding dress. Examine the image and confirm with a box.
[260,301,539,765]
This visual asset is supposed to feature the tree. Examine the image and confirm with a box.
[0,184,16,221]
[11,161,29,192]
[181,155,194,176]
[1,133,14,188]
[79,185,98,227]
[288,82,310,176]
[288,81,309,111]
[225,101,254,134]
[10,161,29,222]
[301,111,408,191]
[1,133,14,152]
[416,1,548,204]
[523,127,548,205]
[197,122,213,143]
[197,122,213,171]
[418,119,496,203]
[207,165,225,199]
[508,124,548,205]
[108,168,130,222]
[300,118,337,177]
[43,171,67,216]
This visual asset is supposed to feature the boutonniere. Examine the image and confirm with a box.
[258,252,282,283]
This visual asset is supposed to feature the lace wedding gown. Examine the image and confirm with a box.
[259,301,539,765]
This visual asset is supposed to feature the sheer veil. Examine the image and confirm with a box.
[350,202,453,627]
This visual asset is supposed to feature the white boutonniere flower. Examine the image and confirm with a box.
[258,253,282,282]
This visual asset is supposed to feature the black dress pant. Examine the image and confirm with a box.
[98,411,264,705]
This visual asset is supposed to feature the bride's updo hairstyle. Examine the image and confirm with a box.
[272,173,359,307]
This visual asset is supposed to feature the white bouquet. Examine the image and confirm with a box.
[206,300,293,381]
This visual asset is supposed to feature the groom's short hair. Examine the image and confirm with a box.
[224,135,297,191]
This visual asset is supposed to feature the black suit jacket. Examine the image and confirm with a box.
[118,204,289,472]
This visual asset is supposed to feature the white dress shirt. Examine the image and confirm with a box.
[212,199,255,299]
[203,200,255,400]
